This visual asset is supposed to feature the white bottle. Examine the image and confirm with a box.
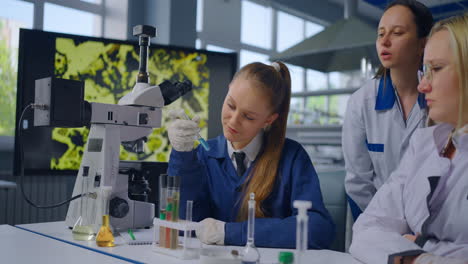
[294,200,312,264]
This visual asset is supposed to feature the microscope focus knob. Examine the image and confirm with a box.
[109,197,129,218]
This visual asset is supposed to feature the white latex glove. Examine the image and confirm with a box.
[196,218,225,245]
[415,253,468,264]
[167,109,200,152]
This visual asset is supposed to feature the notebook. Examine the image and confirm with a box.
[120,229,154,245]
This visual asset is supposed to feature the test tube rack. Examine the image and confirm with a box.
[152,218,201,259]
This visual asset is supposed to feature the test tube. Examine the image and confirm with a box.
[165,176,174,248]
[185,200,193,222]
[170,176,180,249]
[173,176,181,222]
[158,174,167,248]
[185,200,193,240]
[181,112,210,151]
[293,200,312,264]
[247,193,255,246]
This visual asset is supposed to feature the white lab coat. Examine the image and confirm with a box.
[342,76,427,211]
[350,123,468,264]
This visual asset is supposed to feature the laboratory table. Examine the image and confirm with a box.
[7,221,363,264]
[0,224,117,263]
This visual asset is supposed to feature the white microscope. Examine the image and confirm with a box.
[33,25,192,232]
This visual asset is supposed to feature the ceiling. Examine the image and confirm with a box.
[269,0,467,72]
[273,0,468,26]
[363,0,468,20]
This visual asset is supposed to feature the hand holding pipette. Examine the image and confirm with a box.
[168,109,210,152]
[179,112,210,151]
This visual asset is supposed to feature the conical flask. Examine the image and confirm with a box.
[72,174,94,241]
[241,193,260,264]
[96,186,115,247]
[96,214,115,247]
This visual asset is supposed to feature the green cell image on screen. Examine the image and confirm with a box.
[51,37,210,170]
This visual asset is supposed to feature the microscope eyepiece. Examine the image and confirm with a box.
[159,80,193,106]
[133,25,157,84]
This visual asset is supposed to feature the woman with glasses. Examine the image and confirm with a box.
[350,14,468,264]
[342,0,433,219]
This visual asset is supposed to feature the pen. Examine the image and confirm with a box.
[128,229,135,240]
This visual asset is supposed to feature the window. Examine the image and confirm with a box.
[277,11,303,52]
[81,0,102,4]
[287,63,304,93]
[289,98,305,125]
[306,96,328,125]
[8,0,124,38]
[329,94,350,124]
[196,0,359,127]
[1,0,34,29]
[0,0,34,136]
[44,3,102,37]
[306,21,324,38]
[0,0,127,137]
[239,49,269,68]
[307,69,328,91]
[299,70,362,125]
[196,0,203,33]
[241,0,272,49]
[206,44,234,53]
[329,70,362,90]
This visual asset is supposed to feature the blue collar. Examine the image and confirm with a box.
[375,74,427,110]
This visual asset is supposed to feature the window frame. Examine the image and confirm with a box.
[20,0,105,35]
[197,0,357,127]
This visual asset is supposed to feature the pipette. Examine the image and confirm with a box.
[241,192,260,264]
[293,200,312,264]
[181,112,210,151]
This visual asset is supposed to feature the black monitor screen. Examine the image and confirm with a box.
[14,29,237,175]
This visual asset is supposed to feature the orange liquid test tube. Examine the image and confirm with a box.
[159,174,167,248]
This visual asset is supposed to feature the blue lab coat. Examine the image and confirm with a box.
[343,75,427,214]
[168,135,335,249]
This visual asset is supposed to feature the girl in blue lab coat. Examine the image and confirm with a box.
[167,61,335,248]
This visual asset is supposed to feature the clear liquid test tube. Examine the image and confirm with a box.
[185,200,193,240]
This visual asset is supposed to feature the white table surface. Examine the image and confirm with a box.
[0,224,122,263]
[17,221,363,264]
